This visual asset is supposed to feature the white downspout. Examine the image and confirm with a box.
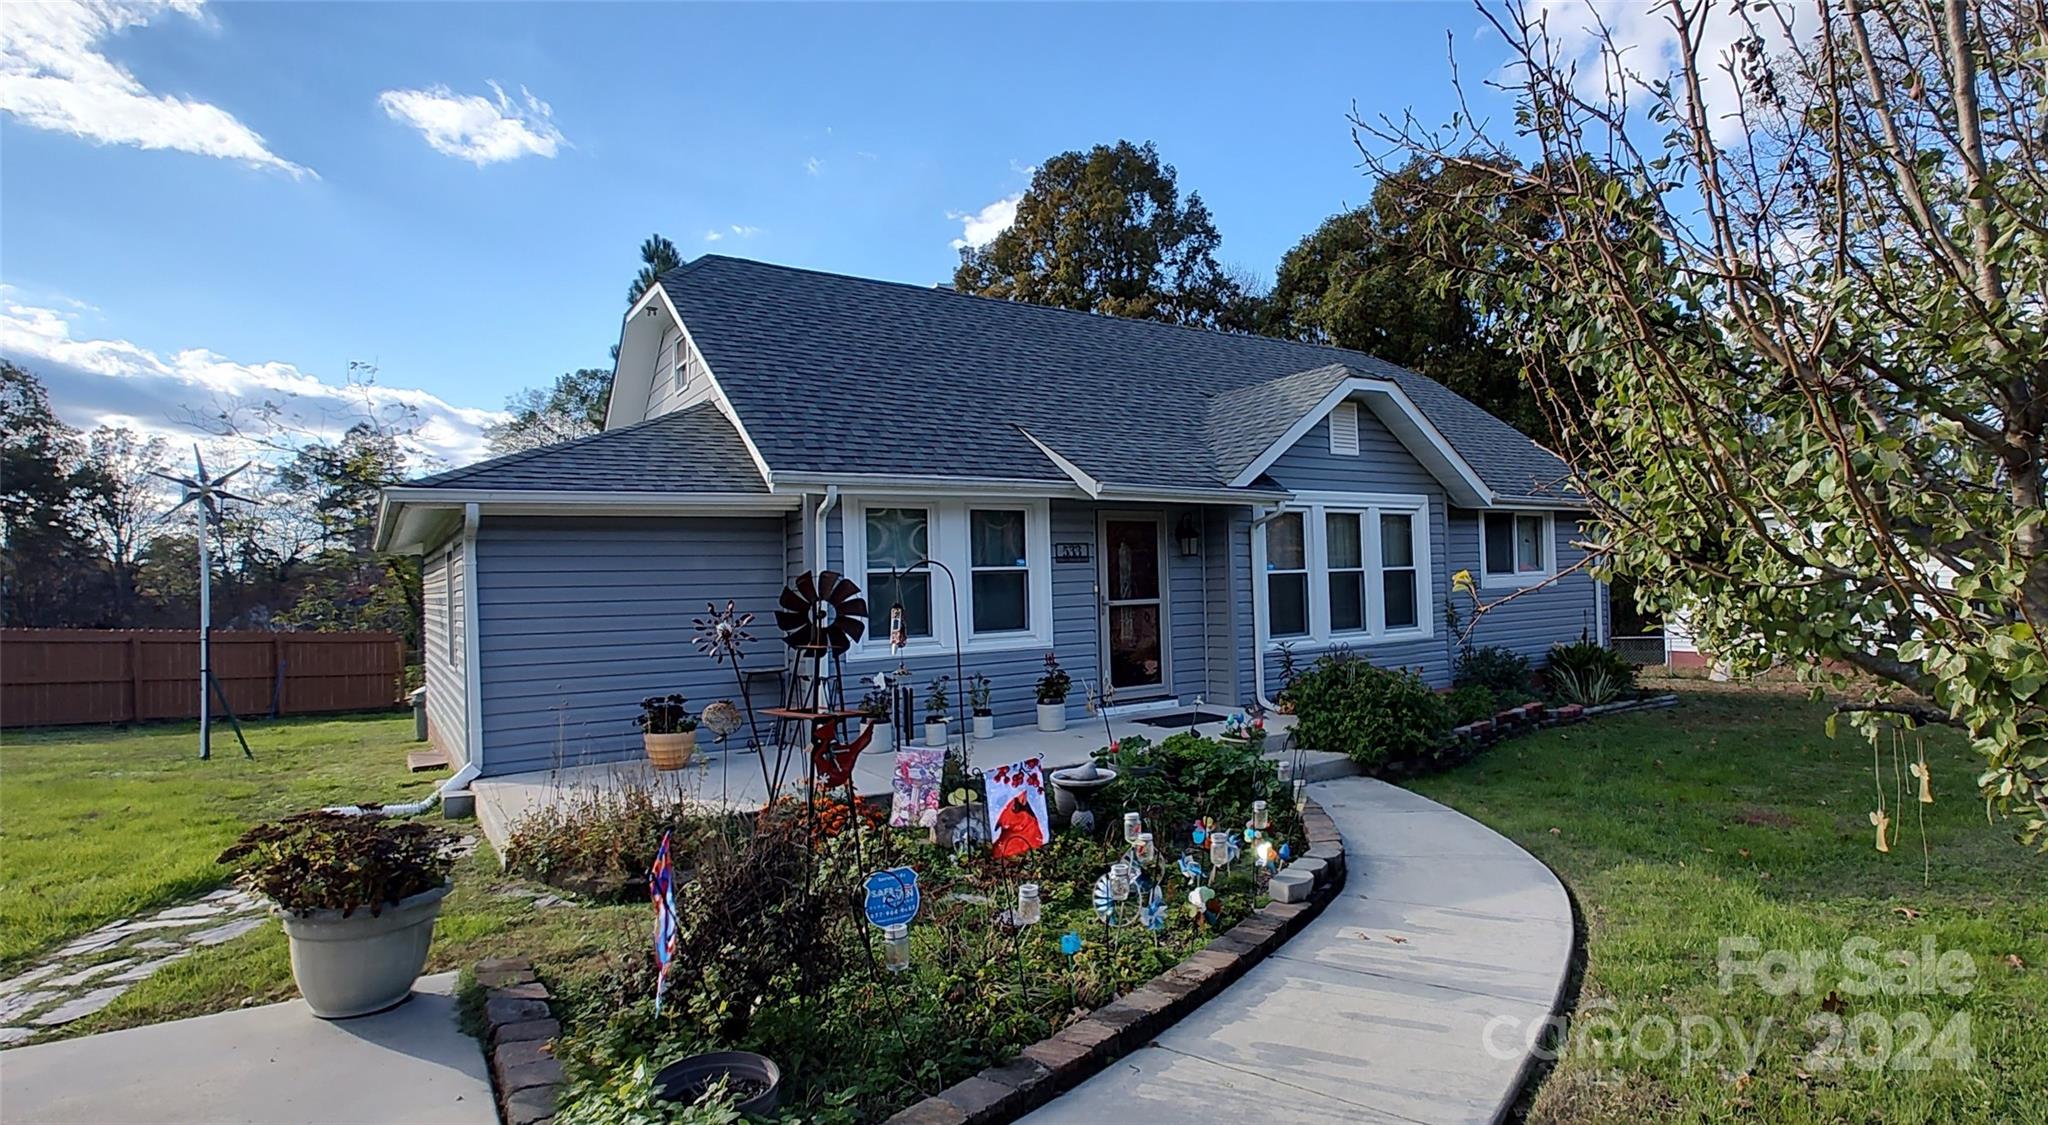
[815,485,841,573]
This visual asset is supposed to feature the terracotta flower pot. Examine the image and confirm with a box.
[644,730,698,770]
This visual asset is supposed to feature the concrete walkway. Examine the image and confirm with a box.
[0,972,494,1125]
[1025,778,1574,1125]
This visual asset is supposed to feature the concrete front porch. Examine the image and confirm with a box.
[470,711,1344,854]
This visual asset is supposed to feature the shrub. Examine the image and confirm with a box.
[1444,684,1499,726]
[1453,645,1533,698]
[1287,653,1450,768]
[218,811,451,916]
[1552,664,1624,706]
[1546,639,1637,697]
[1092,733,1283,832]
[505,787,707,900]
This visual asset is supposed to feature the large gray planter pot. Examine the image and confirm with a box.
[275,884,450,1019]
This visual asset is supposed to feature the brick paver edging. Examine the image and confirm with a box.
[473,957,563,1125]
[883,797,1350,1125]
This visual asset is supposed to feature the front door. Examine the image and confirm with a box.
[1100,514,1168,697]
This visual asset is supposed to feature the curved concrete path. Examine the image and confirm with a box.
[1025,777,1573,1125]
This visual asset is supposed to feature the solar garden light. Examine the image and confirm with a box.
[1016,883,1042,927]
[1122,812,1142,849]
[883,923,910,972]
[1210,830,1231,871]
[1136,831,1156,866]
[1251,800,1270,831]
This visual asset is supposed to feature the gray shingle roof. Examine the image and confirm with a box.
[403,403,765,492]
[660,256,1574,504]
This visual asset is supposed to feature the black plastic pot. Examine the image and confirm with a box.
[655,1051,782,1118]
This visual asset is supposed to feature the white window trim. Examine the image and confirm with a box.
[1264,511,1311,639]
[1253,491,1436,651]
[844,497,1054,658]
[1479,510,1555,590]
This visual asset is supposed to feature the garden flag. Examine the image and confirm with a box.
[985,757,1050,859]
[649,831,679,1015]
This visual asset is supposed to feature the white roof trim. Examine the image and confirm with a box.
[376,489,798,552]
[1017,427,1102,498]
[1228,377,1497,508]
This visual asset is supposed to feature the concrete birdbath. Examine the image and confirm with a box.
[1048,763,1117,828]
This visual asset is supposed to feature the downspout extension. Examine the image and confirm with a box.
[815,486,841,574]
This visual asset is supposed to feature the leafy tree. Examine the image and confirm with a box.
[484,368,613,453]
[1362,0,2048,845]
[1,362,109,625]
[953,140,1245,328]
[78,426,170,619]
[628,233,683,307]
[1262,157,1549,437]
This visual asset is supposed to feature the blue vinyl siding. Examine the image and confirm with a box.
[472,515,786,775]
[421,540,467,766]
[1254,407,1455,690]
[1446,510,1605,663]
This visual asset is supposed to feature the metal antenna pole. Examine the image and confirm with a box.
[152,446,255,761]
[198,512,211,760]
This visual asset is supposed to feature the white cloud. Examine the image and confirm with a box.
[948,192,1023,251]
[804,155,822,176]
[728,224,760,238]
[1524,0,1816,144]
[0,0,311,177]
[702,229,723,242]
[377,80,564,166]
[702,225,758,243]
[0,298,503,471]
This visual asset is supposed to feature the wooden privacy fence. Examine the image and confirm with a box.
[0,629,405,728]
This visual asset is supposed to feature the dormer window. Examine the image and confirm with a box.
[657,327,689,392]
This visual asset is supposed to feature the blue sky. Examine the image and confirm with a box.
[1,1,1534,468]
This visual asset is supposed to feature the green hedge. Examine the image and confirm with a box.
[1287,652,1450,768]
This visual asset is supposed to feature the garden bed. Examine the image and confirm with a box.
[496,732,1318,1122]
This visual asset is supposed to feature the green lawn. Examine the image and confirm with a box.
[0,714,438,968]
[0,713,644,1040]
[1407,689,2046,1123]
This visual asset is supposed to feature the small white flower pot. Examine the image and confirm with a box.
[924,720,949,748]
[1037,702,1068,732]
[972,713,996,740]
[870,720,892,748]
[275,884,449,1019]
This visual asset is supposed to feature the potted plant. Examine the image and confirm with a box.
[636,694,699,770]
[1035,652,1072,732]
[859,688,892,747]
[924,675,951,748]
[217,812,453,1019]
[967,672,995,740]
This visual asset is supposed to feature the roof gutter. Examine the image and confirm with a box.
[376,488,800,553]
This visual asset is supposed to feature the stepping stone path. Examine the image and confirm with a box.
[0,833,477,1049]
[0,887,265,1047]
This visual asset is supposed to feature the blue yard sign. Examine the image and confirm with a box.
[863,867,921,928]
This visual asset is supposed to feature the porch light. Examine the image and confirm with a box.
[1175,514,1201,557]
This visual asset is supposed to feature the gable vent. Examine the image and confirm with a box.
[1330,401,1361,455]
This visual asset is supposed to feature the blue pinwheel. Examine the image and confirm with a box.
[1178,853,1204,883]
[1091,873,1117,922]
[1279,842,1293,862]
[1060,931,1084,957]
[1140,886,1167,933]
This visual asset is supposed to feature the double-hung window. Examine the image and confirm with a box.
[1481,512,1551,586]
[1259,494,1433,644]
[1325,512,1366,633]
[1266,512,1310,637]
[847,499,1052,654]
[864,506,932,640]
[968,508,1030,635]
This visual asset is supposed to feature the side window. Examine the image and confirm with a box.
[1266,512,1309,637]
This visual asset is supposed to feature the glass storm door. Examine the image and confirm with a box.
[1101,516,1167,695]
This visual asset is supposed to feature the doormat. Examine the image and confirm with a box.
[1129,710,1227,729]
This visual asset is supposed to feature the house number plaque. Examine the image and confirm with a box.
[1054,542,1092,564]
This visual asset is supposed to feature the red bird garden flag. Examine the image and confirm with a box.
[985,757,1050,859]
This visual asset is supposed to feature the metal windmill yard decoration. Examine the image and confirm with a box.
[152,446,257,760]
